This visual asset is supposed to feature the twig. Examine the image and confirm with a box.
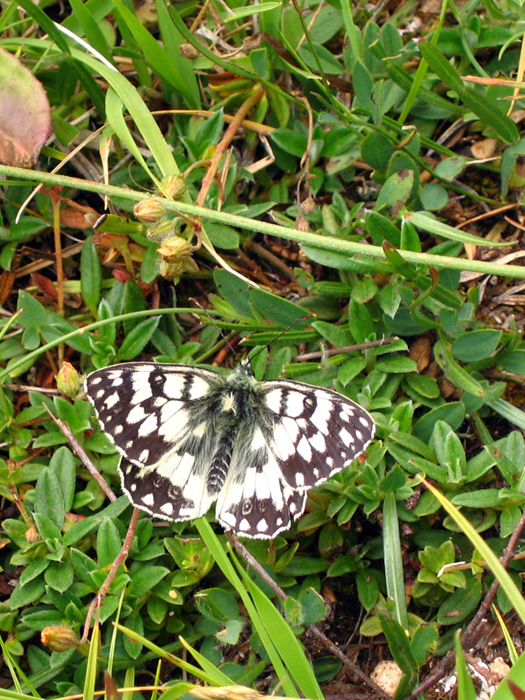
[293,337,399,361]
[79,507,140,644]
[4,384,60,394]
[227,533,390,700]
[43,404,117,502]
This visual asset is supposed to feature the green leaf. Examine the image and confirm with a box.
[420,183,448,211]
[338,356,366,386]
[452,329,502,362]
[451,489,502,508]
[355,570,379,611]
[118,315,160,360]
[269,128,308,157]
[298,42,344,74]
[434,156,468,181]
[249,288,307,327]
[300,588,327,625]
[49,447,76,513]
[97,518,122,568]
[500,350,525,374]
[123,613,144,659]
[418,40,519,144]
[375,355,417,374]
[34,468,65,530]
[45,559,75,592]
[375,169,414,214]
[9,576,46,609]
[206,222,240,249]
[147,596,168,625]
[378,610,419,698]
[404,374,440,399]
[379,284,402,318]
[365,211,400,246]
[361,132,394,171]
[436,576,482,625]
[410,624,439,667]
[216,619,243,645]
[312,320,352,346]
[128,566,170,596]
[18,557,50,587]
[21,609,64,631]
[434,339,485,397]
[81,237,102,316]
[195,588,240,623]
[414,403,466,443]
[33,515,63,548]
[348,298,375,343]
[17,289,49,330]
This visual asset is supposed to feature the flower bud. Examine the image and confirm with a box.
[157,236,193,263]
[157,236,199,282]
[25,525,41,543]
[302,195,315,215]
[134,198,166,223]
[41,625,80,652]
[179,43,200,60]
[147,218,176,243]
[157,175,187,200]
[56,362,81,398]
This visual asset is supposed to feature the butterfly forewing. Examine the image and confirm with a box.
[86,361,375,539]
[86,363,219,466]
[260,380,375,490]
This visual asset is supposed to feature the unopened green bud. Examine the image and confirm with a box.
[41,625,80,652]
[157,236,192,262]
[134,198,166,223]
[56,362,81,397]
[147,218,176,242]
[158,175,187,200]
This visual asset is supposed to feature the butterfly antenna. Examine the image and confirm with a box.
[189,297,240,364]
[242,313,316,363]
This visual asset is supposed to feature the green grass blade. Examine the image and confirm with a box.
[492,606,518,665]
[486,399,525,430]
[110,0,199,109]
[455,631,477,700]
[194,520,300,697]
[383,493,408,631]
[67,0,114,63]
[405,212,514,247]
[83,620,100,700]
[114,622,232,685]
[241,575,324,700]
[423,479,525,626]
[0,635,40,697]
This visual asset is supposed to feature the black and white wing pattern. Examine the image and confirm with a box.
[86,360,375,539]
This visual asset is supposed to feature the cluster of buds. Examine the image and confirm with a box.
[157,236,199,282]
[133,174,198,282]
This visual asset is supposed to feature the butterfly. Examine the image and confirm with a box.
[86,360,375,539]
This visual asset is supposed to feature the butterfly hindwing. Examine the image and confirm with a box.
[119,458,215,521]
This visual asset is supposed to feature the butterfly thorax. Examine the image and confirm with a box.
[205,362,263,494]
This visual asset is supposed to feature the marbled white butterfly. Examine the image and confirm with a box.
[86,360,375,539]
